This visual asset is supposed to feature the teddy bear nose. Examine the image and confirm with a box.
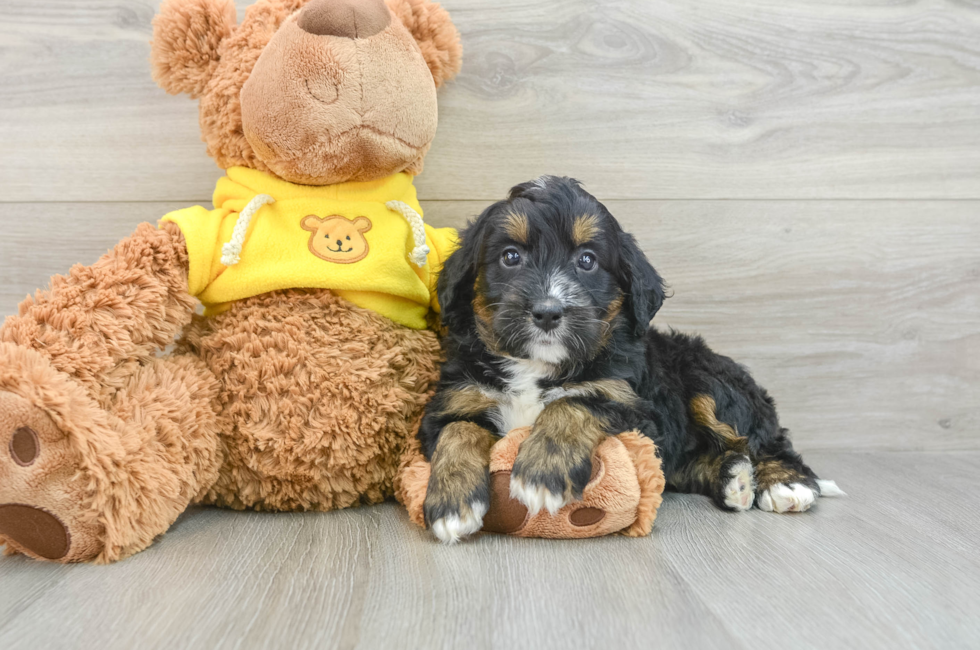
[297,0,391,39]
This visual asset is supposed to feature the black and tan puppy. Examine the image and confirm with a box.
[420,176,844,543]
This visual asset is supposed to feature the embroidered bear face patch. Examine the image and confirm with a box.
[301,215,373,264]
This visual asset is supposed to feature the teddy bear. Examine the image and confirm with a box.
[0,0,463,564]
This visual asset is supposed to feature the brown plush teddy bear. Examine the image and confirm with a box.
[0,0,463,564]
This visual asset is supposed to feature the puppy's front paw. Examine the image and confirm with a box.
[757,483,816,513]
[428,502,489,545]
[508,476,569,517]
[424,473,490,545]
[510,434,593,517]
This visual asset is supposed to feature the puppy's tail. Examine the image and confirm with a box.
[816,479,847,497]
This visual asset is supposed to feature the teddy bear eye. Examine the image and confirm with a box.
[346,236,351,241]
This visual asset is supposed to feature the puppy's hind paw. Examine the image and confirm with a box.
[720,456,755,512]
[757,483,816,513]
[509,476,569,517]
[429,501,488,545]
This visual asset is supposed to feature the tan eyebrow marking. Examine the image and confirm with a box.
[572,214,600,246]
[503,212,529,244]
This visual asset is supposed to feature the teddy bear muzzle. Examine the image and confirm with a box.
[297,0,391,39]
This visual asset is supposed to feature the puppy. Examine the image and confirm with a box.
[420,176,843,543]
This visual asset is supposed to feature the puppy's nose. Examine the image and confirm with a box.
[532,301,564,333]
[297,0,391,39]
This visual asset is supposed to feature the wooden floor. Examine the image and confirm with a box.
[1,0,979,648]
[1,452,977,649]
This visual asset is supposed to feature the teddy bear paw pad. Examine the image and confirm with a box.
[0,390,91,562]
[0,505,71,560]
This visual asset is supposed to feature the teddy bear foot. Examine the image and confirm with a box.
[0,390,103,562]
[397,427,666,540]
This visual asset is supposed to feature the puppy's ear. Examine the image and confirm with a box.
[386,0,463,87]
[151,0,238,98]
[618,232,666,337]
[437,211,491,332]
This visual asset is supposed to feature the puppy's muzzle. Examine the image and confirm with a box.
[531,300,564,333]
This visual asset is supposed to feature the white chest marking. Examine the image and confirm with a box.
[490,358,560,433]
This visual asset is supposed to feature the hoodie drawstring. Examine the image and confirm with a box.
[221,194,276,266]
[386,200,430,268]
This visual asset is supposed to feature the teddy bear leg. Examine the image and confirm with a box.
[0,222,196,387]
[0,222,222,563]
[0,349,223,563]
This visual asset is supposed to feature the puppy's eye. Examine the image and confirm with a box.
[501,248,522,268]
[578,251,598,271]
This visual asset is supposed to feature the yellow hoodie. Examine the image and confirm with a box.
[160,167,458,330]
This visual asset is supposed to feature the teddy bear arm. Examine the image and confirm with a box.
[0,221,196,386]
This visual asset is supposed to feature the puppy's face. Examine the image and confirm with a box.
[473,205,621,365]
[439,177,666,366]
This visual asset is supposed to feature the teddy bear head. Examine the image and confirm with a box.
[151,0,462,185]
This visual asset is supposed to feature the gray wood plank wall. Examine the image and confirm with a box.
[4,0,980,202]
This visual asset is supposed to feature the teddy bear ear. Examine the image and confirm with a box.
[353,217,374,233]
[151,0,238,98]
[385,0,462,87]
[301,215,323,231]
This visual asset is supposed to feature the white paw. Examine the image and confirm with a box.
[757,483,816,513]
[722,459,755,512]
[509,476,568,516]
[816,479,846,497]
[430,502,488,544]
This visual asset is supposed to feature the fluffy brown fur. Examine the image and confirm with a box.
[616,432,664,537]
[1,222,194,392]
[151,0,238,97]
[0,342,224,563]
[386,0,463,88]
[0,231,443,561]
[182,289,441,511]
[1,0,459,563]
